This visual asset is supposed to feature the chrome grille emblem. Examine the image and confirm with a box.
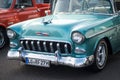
[36,32,49,36]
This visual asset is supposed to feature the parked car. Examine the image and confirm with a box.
[7,0,120,71]
[0,0,50,48]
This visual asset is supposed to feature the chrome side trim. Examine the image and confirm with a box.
[87,27,116,38]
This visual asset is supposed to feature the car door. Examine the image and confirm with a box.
[15,0,40,21]
[114,0,120,51]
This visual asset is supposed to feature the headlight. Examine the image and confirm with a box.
[72,32,85,44]
[7,29,16,39]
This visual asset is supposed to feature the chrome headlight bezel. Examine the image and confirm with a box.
[71,31,85,44]
[7,29,16,39]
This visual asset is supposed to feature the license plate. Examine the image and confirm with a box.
[25,58,50,67]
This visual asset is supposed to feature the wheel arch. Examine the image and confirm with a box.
[0,25,7,34]
[0,24,9,48]
[93,37,113,56]
[0,24,7,30]
[90,37,111,71]
[103,37,113,55]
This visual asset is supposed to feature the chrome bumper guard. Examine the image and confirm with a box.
[7,48,94,68]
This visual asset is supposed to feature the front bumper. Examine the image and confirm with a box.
[7,49,94,68]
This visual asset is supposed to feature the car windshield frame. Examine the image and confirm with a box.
[0,0,13,9]
[52,0,113,15]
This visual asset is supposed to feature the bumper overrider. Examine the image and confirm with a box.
[7,47,94,68]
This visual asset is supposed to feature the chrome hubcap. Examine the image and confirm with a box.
[0,31,4,46]
[96,44,106,67]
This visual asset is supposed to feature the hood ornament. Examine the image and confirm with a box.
[42,15,54,25]
[42,18,52,25]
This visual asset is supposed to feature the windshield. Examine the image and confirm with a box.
[52,0,113,15]
[0,0,13,9]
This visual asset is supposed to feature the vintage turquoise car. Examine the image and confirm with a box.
[7,0,120,71]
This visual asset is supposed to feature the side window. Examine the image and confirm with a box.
[15,0,33,8]
[0,0,13,8]
[88,0,112,14]
[114,0,120,11]
[44,0,49,3]
[36,0,44,4]
[36,0,49,3]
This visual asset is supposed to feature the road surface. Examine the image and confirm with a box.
[0,45,120,80]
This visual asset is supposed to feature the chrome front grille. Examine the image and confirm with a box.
[20,40,72,54]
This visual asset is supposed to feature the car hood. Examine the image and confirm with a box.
[11,14,113,40]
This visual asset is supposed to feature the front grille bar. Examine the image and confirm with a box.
[65,44,68,53]
[43,42,47,52]
[31,41,35,50]
[20,40,72,54]
[21,41,24,49]
[37,41,41,51]
[50,42,54,53]
[26,41,30,50]
[57,43,60,53]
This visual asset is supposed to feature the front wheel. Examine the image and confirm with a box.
[91,39,108,71]
[0,28,9,48]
